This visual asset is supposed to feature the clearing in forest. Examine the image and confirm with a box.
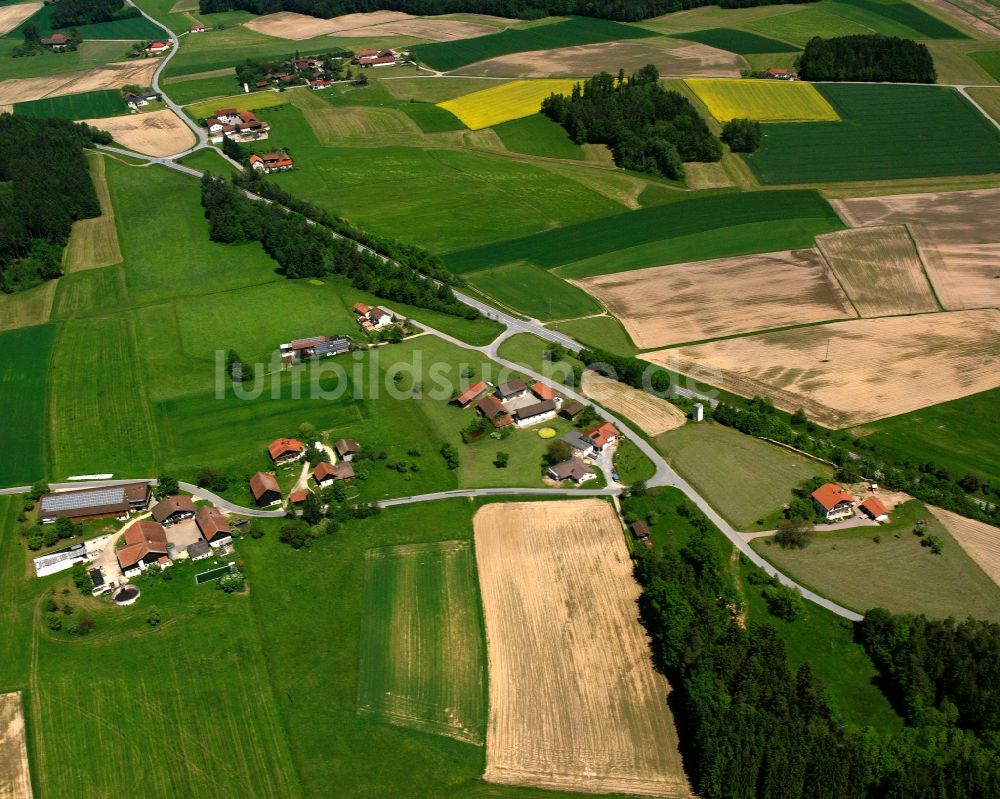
[574,249,854,349]
[582,371,687,435]
[357,540,486,744]
[474,500,690,797]
[685,78,839,122]
[832,189,1000,311]
[0,692,32,799]
[816,226,939,317]
[646,310,1000,428]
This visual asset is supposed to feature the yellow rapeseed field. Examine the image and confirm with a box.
[685,78,839,123]
[437,79,579,130]
[186,91,289,119]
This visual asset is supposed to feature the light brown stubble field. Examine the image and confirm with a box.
[82,110,196,157]
[0,3,41,37]
[644,310,1000,428]
[815,226,940,316]
[832,189,1000,311]
[454,39,746,78]
[243,10,411,38]
[582,370,687,435]
[474,500,691,798]
[573,249,855,349]
[0,692,32,799]
[0,61,158,105]
[930,506,1000,588]
[64,154,121,271]
[342,18,496,41]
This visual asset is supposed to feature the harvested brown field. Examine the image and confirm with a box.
[65,154,121,271]
[644,310,1000,428]
[344,17,496,41]
[243,10,410,39]
[82,109,195,157]
[0,692,32,799]
[833,189,1000,311]
[474,500,690,798]
[454,38,746,78]
[0,279,54,333]
[930,506,1000,588]
[0,60,158,105]
[582,370,687,435]
[683,159,734,189]
[816,226,940,316]
[0,2,41,37]
[574,249,855,349]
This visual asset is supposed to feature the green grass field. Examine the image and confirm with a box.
[854,388,1000,487]
[444,189,844,275]
[752,499,1000,621]
[0,324,55,486]
[970,49,1000,80]
[414,16,657,71]
[14,89,124,120]
[177,145,241,176]
[830,0,967,38]
[397,101,466,132]
[185,91,289,120]
[4,3,163,41]
[549,315,639,355]
[465,261,600,320]
[493,113,585,159]
[656,422,833,529]
[495,332,584,379]
[52,266,126,320]
[161,72,240,105]
[0,40,128,82]
[743,6,875,45]
[613,437,656,484]
[747,84,1000,184]
[672,28,799,54]
[358,540,486,743]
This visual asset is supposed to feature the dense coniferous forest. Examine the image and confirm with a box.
[633,507,1000,799]
[200,175,477,319]
[199,0,814,23]
[540,65,720,180]
[0,115,109,293]
[797,35,936,83]
[52,0,139,29]
[577,344,1000,525]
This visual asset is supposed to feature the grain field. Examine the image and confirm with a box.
[65,154,122,271]
[582,371,686,435]
[474,500,691,797]
[930,506,1000,588]
[0,692,32,799]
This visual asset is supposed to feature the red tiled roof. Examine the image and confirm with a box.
[196,505,231,541]
[312,462,335,482]
[476,395,507,419]
[215,107,238,116]
[353,302,371,315]
[358,49,378,56]
[118,520,168,569]
[150,495,195,523]
[268,437,303,460]
[249,471,280,501]
[289,490,308,504]
[454,381,487,406]
[531,382,559,402]
[860,496,890,518]
[586,422,618,447]
[811,483,854,511]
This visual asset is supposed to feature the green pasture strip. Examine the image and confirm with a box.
[14,89,124,120]
[443,189,842,274]
[161,73,239,105]
[671,28,799,54]
[0,324,55,486]
[465,261,600,320]
[414,16,656,71]
[493,113,585,159]
[831,0,968,38]
[970,49,1000,80]
[398,101,466,132]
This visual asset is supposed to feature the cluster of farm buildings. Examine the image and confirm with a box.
[453,379,619,485]
[206,107,270,144]
[812,482,891,523]
[277,307,398,365]
[251,436,361,508]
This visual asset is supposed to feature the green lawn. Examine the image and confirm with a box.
[613,436,656,484]
[656,422,833,530]
[358,540,486,743]
[496,332,583,379]
[398,101,466,132]
[854,388,1000,488]
[177,145,241,176]
[752,500,1000,621]
[414,16,657,71]
[0,324,55,486]
[381,75,507,103]
[747,84,1000,184]
[444,189,844,275]
[161,73,240,105]
[465,261,601,320]
[549,315,639,355]
[494,114,585,160]
[672,28,799,54]
[14,89,125,120]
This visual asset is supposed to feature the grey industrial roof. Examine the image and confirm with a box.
[560,432,593,451]
[40,486,128,513]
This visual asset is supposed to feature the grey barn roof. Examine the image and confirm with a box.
[41,486,128,513]
[560,432,593,451]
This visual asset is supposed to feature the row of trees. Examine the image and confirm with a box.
[200,0,814,23]
[0,115,110,294]
[52,0,139,29]
[200,175,475,318]
[541,65,720,180]
[633,500,1000,798]
[797,35,936,83]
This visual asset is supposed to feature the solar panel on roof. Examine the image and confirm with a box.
[40,487,126,512]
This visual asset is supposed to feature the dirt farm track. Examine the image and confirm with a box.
[474,500,691,797]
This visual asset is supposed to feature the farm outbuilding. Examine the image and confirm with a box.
[250,472,282,507]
